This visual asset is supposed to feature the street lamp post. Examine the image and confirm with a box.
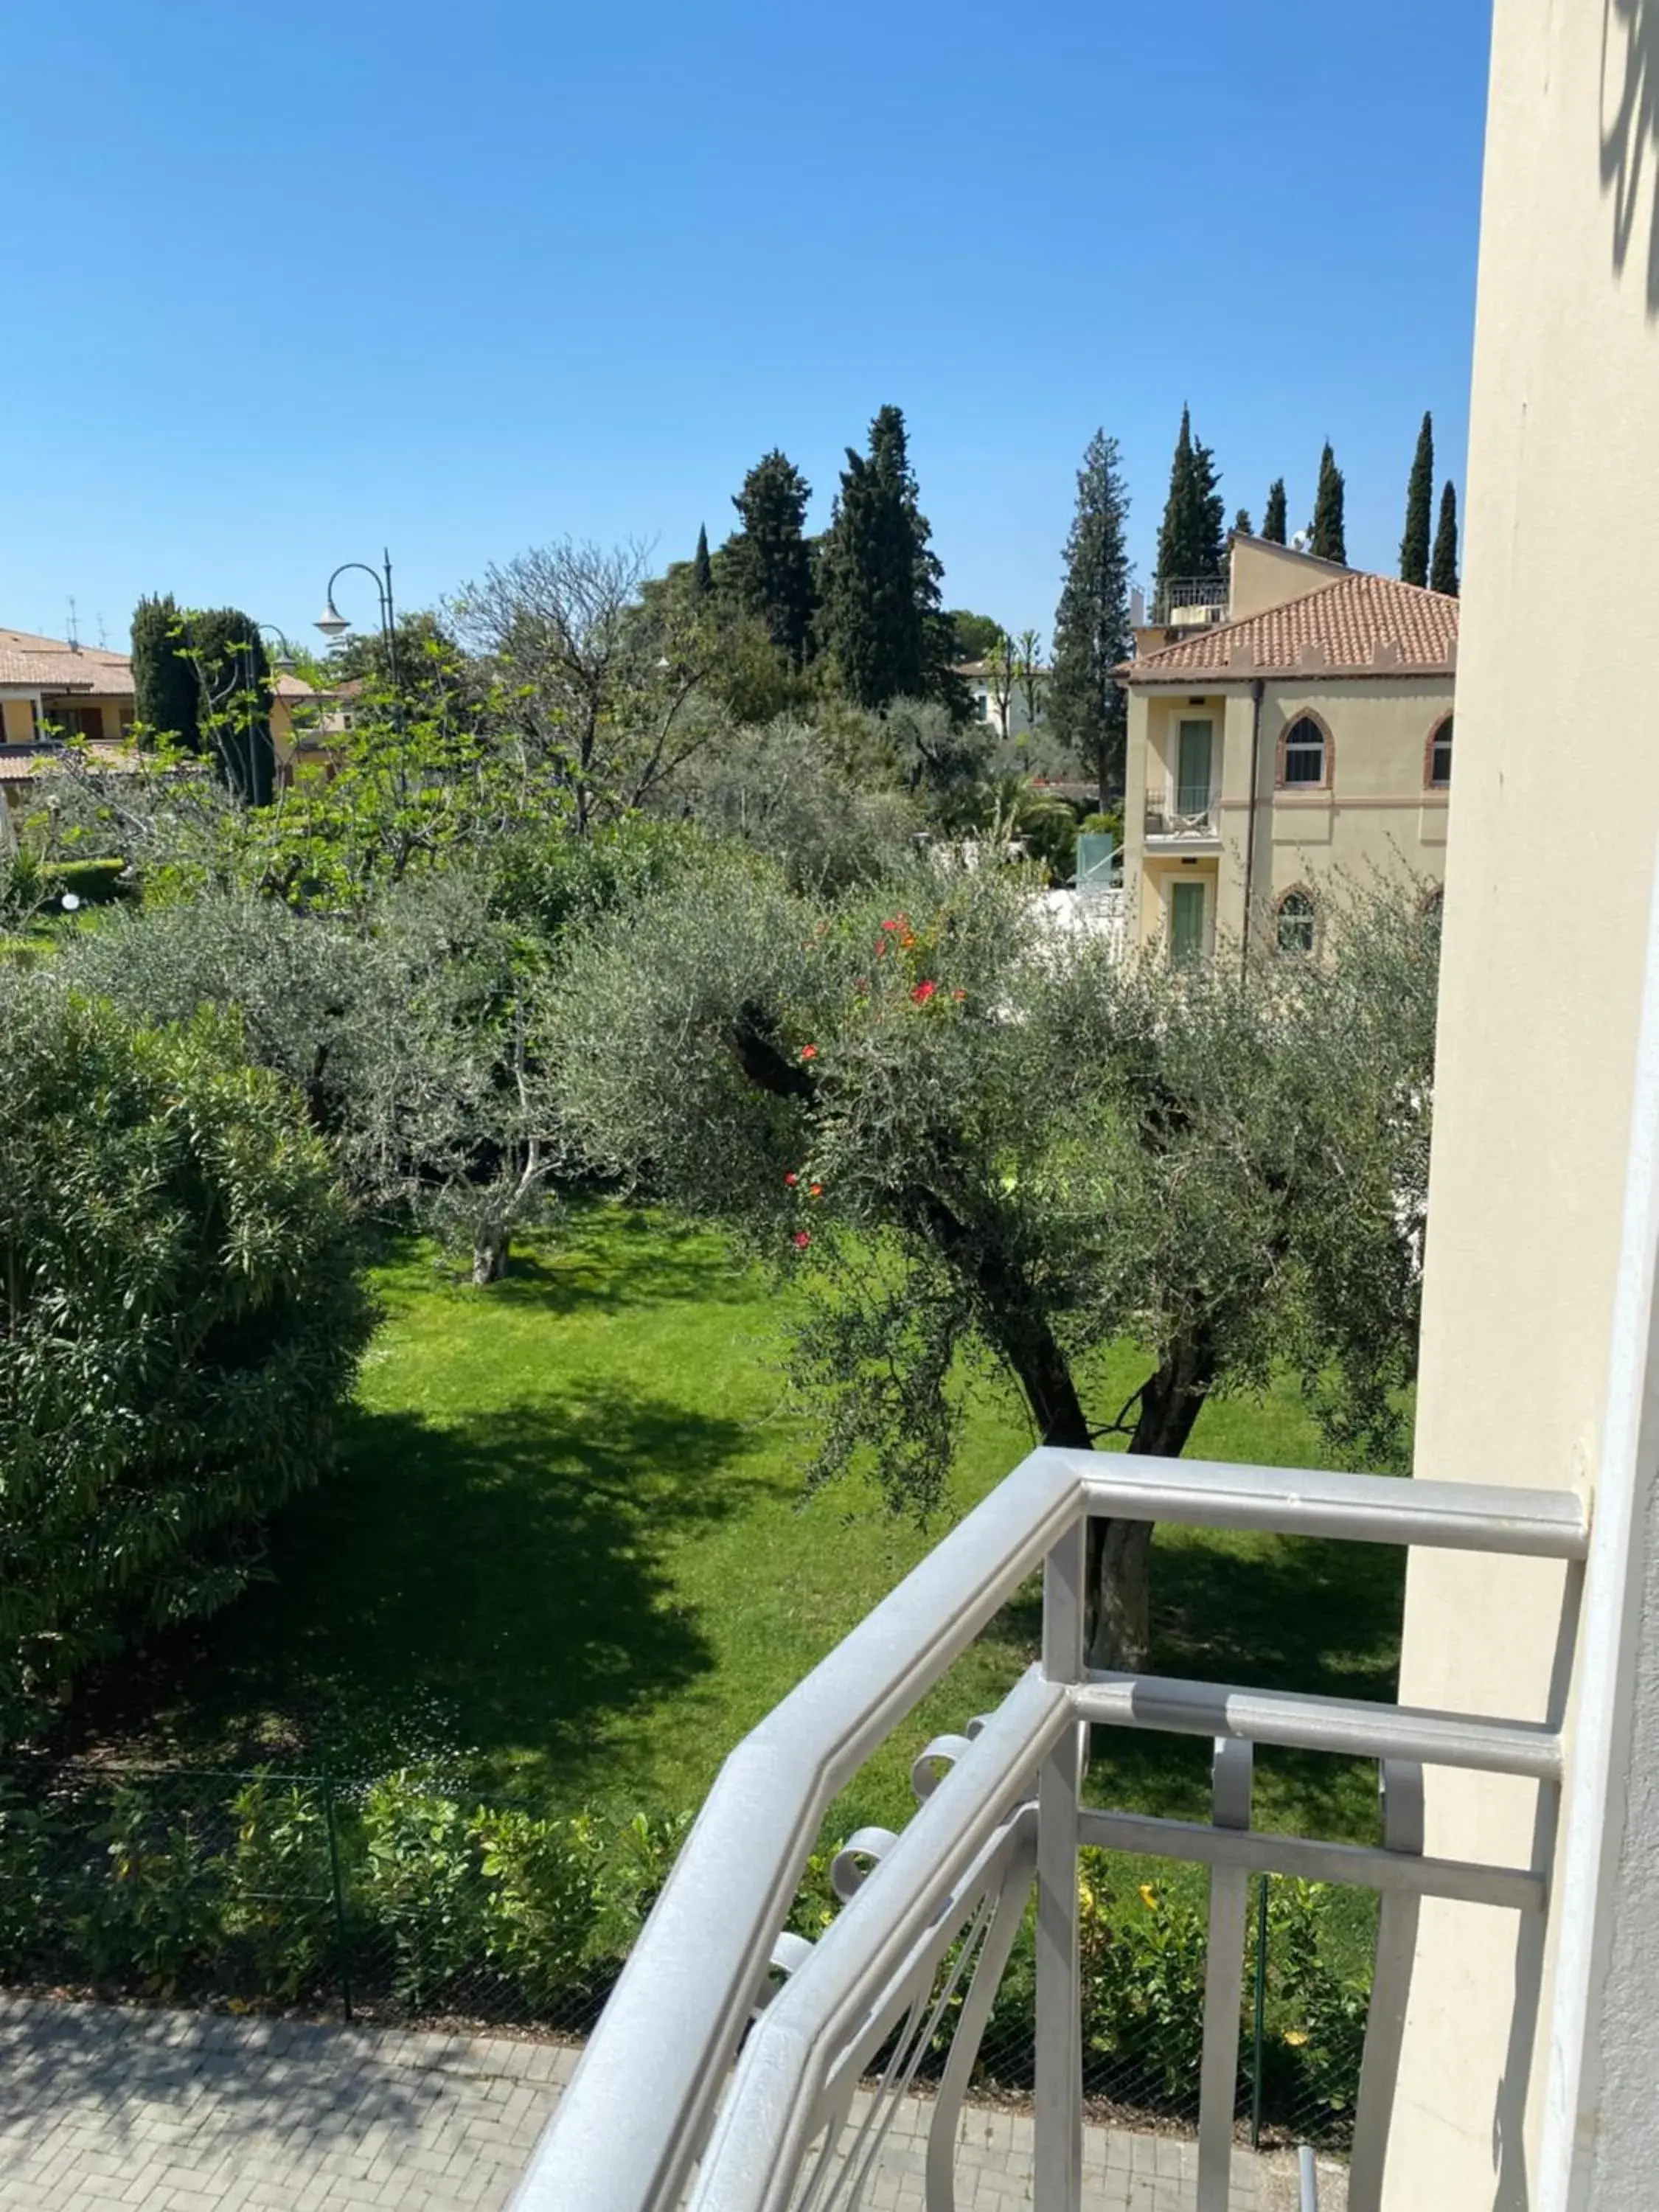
[313,549,398,693]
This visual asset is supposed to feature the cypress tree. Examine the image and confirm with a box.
[820,406,961,712]
[1262,479,1288,546]
[1234,507,1253,537]
[131,593,201,748]
[1399,412,1434,585]
[724,451,815,665]
[1310,443,1348,564]
[691,524,714,599]
[1152,406,1226,608]
[1430,481,1460,596]
[185,608,274,807]
[1048,429,1133,808]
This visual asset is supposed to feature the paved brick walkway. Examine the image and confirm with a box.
[0,1996,1344,2211]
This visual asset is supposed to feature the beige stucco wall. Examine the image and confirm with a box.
[1383,2,1659,2205]
[0,698,37,745]
[1226,535,1349,622]
[1124,677,1450,956]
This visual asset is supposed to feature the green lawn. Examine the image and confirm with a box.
[126,1201,1403,1847]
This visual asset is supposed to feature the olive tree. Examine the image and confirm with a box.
[0,983,373,1730]
[547,859,1436,1666]
[58,876,562,1284]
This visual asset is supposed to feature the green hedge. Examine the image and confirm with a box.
[0,1764,1370,2140]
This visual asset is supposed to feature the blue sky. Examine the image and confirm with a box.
[2,0,1492,653]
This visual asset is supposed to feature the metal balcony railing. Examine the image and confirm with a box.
[1151,579,1229,627]
[511,1449,1585,2212]
[1145,792,1220,840]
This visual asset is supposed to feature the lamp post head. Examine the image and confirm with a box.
[273,648,297,675]
[314,599,349,639]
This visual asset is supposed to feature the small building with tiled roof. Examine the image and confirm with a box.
[1116,534,1456,961]
[0,625,329,844]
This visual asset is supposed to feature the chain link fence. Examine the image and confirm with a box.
[0,1761,1371,2149]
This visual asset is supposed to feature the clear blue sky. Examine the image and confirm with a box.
[3,0,1492,653]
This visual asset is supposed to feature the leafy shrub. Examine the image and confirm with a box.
[0,1775,55,1976]
[0,986,374,1731]
[358,1773,485,2006]
[474,1806,604,2008]
[221,1774,338,2000]
[40,857,133,906]
[1079,1868,1208,2101]
[73,1784,224,1997]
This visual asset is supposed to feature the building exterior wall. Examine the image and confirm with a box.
[1124,676,1450,956]
[1383,2,1659,2205]
[1225,535,1349,622]
[0,698,37,745]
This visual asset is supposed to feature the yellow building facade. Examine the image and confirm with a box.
[1119,538,1456,959]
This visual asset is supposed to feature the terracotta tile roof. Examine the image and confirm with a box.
[1119,572,1458,683]
[0,627,133,697]
[0,650,96,689]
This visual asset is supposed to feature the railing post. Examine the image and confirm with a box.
[1034,1515,1086,2212]
[1251,1871,1269,2150]
[1346,1761,1424,2212]
[1197,1736,1254,2212]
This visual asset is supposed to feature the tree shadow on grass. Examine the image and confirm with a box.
[117,1385,761,1801]
[480,1204,762,1318]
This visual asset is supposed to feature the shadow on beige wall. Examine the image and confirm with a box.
[1602,0,1659,309]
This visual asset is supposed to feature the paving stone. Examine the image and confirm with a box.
[0,1993,1348,2210]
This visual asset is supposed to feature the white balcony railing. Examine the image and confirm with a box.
[510,1450,1585,2212]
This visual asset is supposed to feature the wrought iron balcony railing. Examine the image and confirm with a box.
[1145,793,1220,841]
[509,1450,1585,2212]
[1150,580,1229,627]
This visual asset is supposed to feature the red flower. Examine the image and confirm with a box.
[784,1172,799,1186]
[799,1044,818,1061]
[911,979,938,1004]
[808,1182,823,1197]
[792,1230,812,1249]
[880,918,899,933]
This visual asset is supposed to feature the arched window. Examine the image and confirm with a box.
[1427,714,1453,787]
[1281,715,1327,787]
[1276,887,1318,955]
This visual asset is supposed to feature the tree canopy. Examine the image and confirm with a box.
[1048,428,1133,805]
[1261,480,1288,546]
[1400,413,1434,585]
[1152,406,1225,603]
[818,406,965,715]
[1310,444,1348,565]
[723,449,816,667]
[1431,481,1460,596]
[547,857,1438,1666]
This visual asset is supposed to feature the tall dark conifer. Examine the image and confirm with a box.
[1399,413,1434,585]
[691,524,714,599]
[131,594,201,748]
[1261,480,1288,546]
[1048,429,1133,807]
[1310,443,1348,564]
[724,451,815,665]
[1431,481,1461,597]
[820,406,962,712]
[1233,507,1253,537]
[1152,406,1225,608]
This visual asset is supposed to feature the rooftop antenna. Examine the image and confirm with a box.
[97,613,108,648]
[66,597,80,651]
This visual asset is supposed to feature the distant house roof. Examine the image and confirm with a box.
[1119,572,1458,684]
[0,626,319,703]
[0,627,134,697]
